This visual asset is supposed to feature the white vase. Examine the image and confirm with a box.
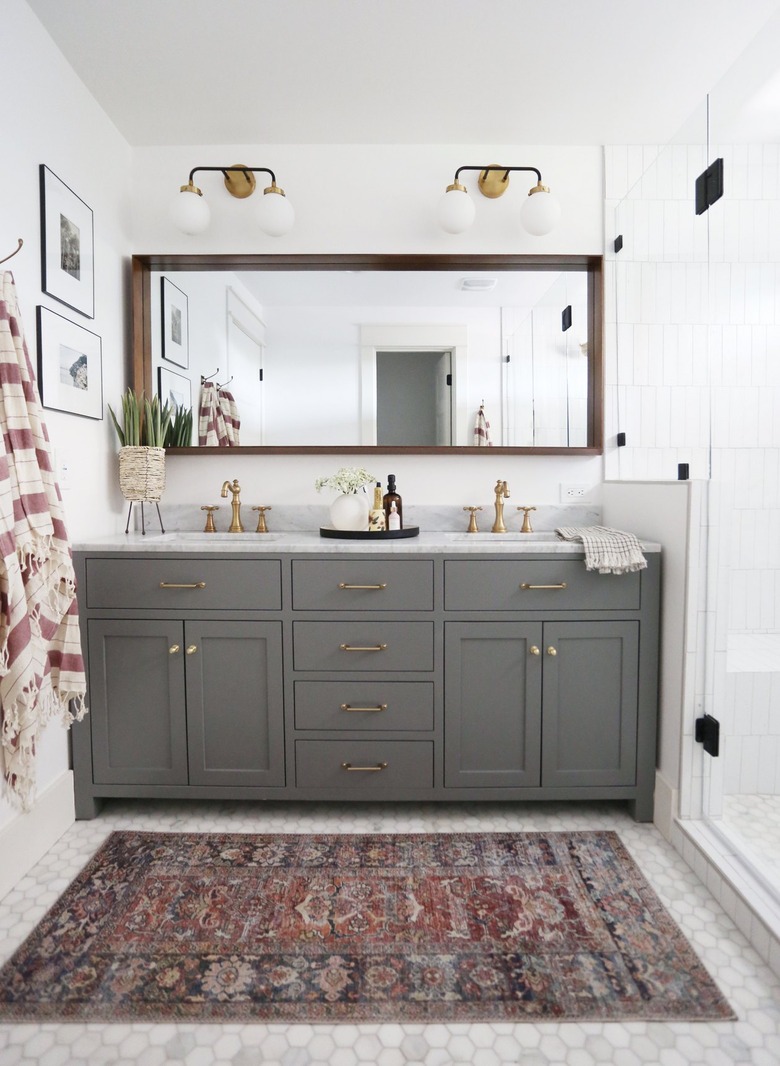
[329,492,368,531]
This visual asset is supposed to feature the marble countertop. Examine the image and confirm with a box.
[73,530,661,555]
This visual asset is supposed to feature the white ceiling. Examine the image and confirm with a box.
[26,0,780,148]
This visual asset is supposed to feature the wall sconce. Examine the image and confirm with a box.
[170,164,295,236]
[437,164,560,237]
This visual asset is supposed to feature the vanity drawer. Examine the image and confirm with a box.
[293,621,434,671]
[444,560,641,611]
[85,558,282,611]
[294,681,434,731]
[295,740,433,789]
[292,559,433,611]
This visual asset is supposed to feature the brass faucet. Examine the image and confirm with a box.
[492,480,510,532]
[220,479,244,532]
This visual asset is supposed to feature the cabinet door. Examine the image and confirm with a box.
[444,622,542,787]
[185,620,285,787]
[542,621,639,787]
[88,619,188,785]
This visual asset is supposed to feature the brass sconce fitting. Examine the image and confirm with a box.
[171,164,294,236]
[437,163,560,237]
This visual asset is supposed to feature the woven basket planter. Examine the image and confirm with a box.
[118,446,166,502]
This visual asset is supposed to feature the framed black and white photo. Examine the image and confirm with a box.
[158,365,192,412]
[161,276,189,368]
[36,306,103,420]
[39,165,95,319]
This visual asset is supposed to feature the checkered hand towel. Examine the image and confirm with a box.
[555,525,647,575]
[0,272,87,810]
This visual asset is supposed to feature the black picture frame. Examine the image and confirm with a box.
[160,276,189,369]
[36,306,103,420]
[158,365,192,412]
[39,165,95,319]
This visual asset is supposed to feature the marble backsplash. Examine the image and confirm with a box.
[137,502,601,535]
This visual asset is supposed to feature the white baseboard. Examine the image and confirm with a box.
[0,771,75,901]
[653,770,678,842]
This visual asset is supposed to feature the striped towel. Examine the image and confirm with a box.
[217,388,240,446]
[198,382,228,446]
[473,404,492,446]
[555,526,647,575]
[0,272,87,810]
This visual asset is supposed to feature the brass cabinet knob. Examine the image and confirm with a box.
[529,645,541,656]
[546,645,558,656]
[186,645,198,655]
[168,644,180,655]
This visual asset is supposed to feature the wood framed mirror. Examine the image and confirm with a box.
[132,253,603,454]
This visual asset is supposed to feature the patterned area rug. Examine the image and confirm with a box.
[0,830,734,1023]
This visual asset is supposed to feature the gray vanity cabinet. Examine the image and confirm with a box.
[73,554,286,817]
[184,620,285,788]
[87,618,188,786]
[541,620,639,788]
[445,620,640,790]
[86,617,284,791]
[444,622,543,788]
[73,547,659,821]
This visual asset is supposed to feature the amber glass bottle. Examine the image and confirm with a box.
[382,474,403,529]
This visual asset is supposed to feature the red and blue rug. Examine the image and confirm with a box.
[0,830,734,1022]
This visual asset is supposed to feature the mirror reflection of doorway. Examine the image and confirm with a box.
[376,349,452,446]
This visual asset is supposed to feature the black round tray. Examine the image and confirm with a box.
[319,525,420,540]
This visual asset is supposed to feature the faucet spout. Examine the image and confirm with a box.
[220,478,244,532]
[491,479,510,533]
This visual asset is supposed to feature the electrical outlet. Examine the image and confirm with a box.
[560,483,588,501]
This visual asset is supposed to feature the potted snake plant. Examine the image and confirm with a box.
[108,389,171,502]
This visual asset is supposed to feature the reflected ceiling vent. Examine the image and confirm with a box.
[460,277,497,291]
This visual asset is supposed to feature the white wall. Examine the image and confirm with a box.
[131,142,606,511]
[0,0,132,837]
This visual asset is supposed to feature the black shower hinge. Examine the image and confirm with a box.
[695,714,720,757]
[695,158,724,215]
[561,305,572,332]
[446,373,452,386]
[614,234,623,253]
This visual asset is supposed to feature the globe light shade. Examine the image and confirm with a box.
[170,184,211,235]
[255,185,295,236]
[437,183,476,234]
[519,184,561,236]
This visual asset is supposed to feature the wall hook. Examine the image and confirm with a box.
[0,238,23,265]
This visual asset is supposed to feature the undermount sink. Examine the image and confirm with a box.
[443,530,560,541]
[155,531,280,542]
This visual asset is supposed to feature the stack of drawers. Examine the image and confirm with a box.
[290,559,436,794]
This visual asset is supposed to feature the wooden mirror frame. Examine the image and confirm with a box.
[132,252,603,454]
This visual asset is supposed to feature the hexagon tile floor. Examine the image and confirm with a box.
[1,799,779,1066]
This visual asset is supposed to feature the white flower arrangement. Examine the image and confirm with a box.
[314,466,376,495]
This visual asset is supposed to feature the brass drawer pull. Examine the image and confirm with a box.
[339,643,387,652]
[159,581,207,590]
[341,762,388,772]
[340,703,388,712]
[520,582,568,590]
[338,582,387,590]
